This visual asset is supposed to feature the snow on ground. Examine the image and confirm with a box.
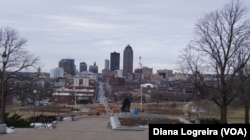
[6,126,16,134]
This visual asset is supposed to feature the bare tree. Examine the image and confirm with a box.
[0,27,39,123]
[15,80,31,106]
[179,0,250,124]
[237,63,250,123]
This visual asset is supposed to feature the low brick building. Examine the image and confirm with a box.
[51,87,95,104]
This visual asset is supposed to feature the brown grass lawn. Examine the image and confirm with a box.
[5,104,85,119]
[131,100,249,123]
[5,100,249,123]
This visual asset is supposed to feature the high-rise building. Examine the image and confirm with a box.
[123,44,133,78]
[157,69,173,80]
[110,52,120,71]
[58,58,75,76]
[89,62,98,73]
[50,67,64,78]
[80,62,87,72]
[104,59,109,70]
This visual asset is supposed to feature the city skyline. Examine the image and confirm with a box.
[0,0,249,73]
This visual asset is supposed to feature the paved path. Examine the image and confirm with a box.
[0,115,148,140]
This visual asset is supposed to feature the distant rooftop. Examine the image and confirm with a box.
[125,44,132,50]
[80,62,87,65]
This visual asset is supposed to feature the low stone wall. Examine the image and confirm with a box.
[0,123,7,134]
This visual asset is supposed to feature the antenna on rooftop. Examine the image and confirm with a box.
[139,56,142,68]
[139,56,142,80]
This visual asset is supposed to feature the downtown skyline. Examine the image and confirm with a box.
[0,0,249,73]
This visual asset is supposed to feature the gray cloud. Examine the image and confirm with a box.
[0,0,249,73]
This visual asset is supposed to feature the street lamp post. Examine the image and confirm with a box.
[154,84,158,112]
[196,91,200,124]
[0,51,7,134]
[73,86,77,115]
[33,89,37,127]
[55,97,59,116]
[155,84,159,106]
[140,84,143,112]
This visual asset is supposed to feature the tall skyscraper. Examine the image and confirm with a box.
[80,62,87,72]
[123,44,133,77]
[110,52,120,71]
[104,59,109,70]
[58,58,75,76]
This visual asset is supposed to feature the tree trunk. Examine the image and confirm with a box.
[245,104,249,124]
[21,99,25,107]
[3,95,6,116]
[220,104,228,124]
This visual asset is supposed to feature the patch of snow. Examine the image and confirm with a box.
[6,126,16,134]
[62,117,72,121]
[30,123,54,129]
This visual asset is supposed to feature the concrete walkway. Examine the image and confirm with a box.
[0,115,148,140]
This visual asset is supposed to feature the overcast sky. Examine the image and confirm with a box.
[0,0,249,73]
